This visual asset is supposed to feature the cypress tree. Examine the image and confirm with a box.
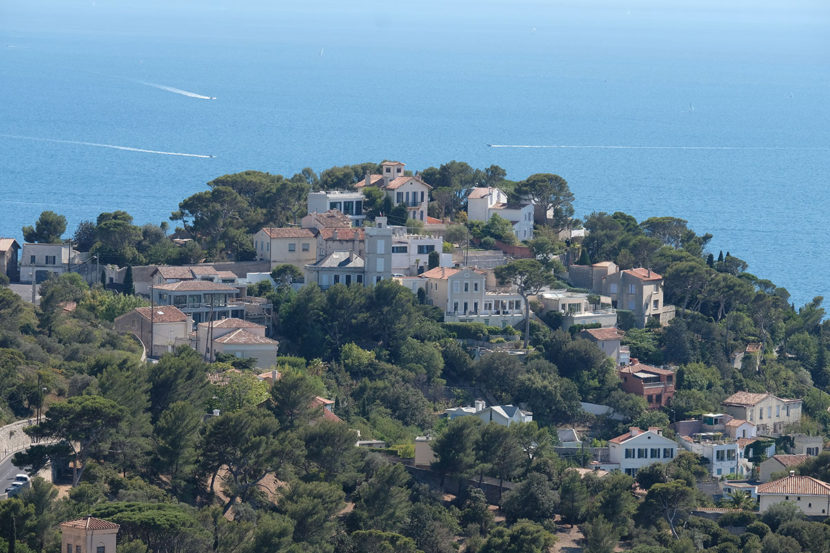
[577,248,591,265]
[123,265,135,295]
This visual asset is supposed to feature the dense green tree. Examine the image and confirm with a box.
[581,516,618,553]
[639,480,696,538]
[501,473,558,523]
[495,259,556,348]
[22,211,66,243]
[73,220,97,251]
[558,470,589,526]
[147,347,210,423]
[24,395,126,486]
[300,419,358,479]
[515,173,574,229]
[277,480,345,551]
[480,519,556,553]
[476,423,524,498]
[152,401,201,489]
[0,499,34,553]
[431,416,482,489]
[269,370,322,430]
[349,462,412,533]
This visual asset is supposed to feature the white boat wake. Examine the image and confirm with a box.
[138,81,216,100]
[0,134,214,158]
[487,144,829,151]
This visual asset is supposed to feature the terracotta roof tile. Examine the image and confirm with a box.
[318,228,364,241]
[213,329,279,345]
[384,175,432,190]
[468,187,495,199]
[623,267,662,281]
[419,267,460,280]
[261,227,316,239]
[722,392,769,406]
[354,174,385,188]
[725,418,753,428]
[304,210,353,228]
[198,318,264,329]
[757,475,830,495]
[425,216,443,224]
[133,306,188,323]
[619,362,674,376]
[154,280,237,292]
[582,327,625,341]
[60,517,120,531]
[0,238,19,251]
[156,266,198,280]
[769,454,810,468]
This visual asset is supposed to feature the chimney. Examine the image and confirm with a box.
[271,369,279,383]
[629,427,640,437]
[376,216,387,228]
[333,229,338,240]
[647,268,651,277]
[474,400,486,413]
[364,172,371,188]
[790,470,796,477]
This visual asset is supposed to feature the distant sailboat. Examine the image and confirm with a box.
[689,103,695,112]
[320,48,325,57]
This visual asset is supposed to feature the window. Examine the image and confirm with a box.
[385,167,391,173]
[330,201,341,210]
[474,282,479,291]
[417,244,435,254]
[288,243,296,252]
[377,240,385,254]
[452,281,460,293]
[759,409,763,420]
[67,545,72,553]
[464,282,469,292]
[420,191,425,203]
[808,447,820,456]
[473,302,478,313]
[647,395,654,404]
[663,448,674,459]
[396,192,403,203]
[637,448,647,458]
[716,450,725,461]
[653,299,659,309]
[767,407,772,418]
[173,295,187,306]
[786,405,790,416]
[45,255,56,265]
[609,283,617,294]
[628,284,636,294]
[453,302,459,313]
[625,468,636,476]
[334,274,340,284]
[76,547,81,553]
[97,547,106,553]
[302,242,310,252]
[420,211,424,221]
[625,448,635,459]
[343,201,354,215]
[405,191,410,204]
[376,258,384,271]
[392,246,408,253]
[484,302,492,311]
[355,200,363,214]
[356,275,363,284]
[345,275,352,285]
[650,448,660,458]
[463,302,468,314]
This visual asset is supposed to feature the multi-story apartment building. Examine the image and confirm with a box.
[152,280,243,325]
[304,219,392,289]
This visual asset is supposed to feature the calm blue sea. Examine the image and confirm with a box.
[1,0,829,307]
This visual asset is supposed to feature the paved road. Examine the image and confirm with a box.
[0,455,23,493]
[7,283,39,305]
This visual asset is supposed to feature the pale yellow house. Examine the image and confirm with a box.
[721,391,802,437]
[114,305,191,358]
[60,516,119,553]
[253,227,317,270]
[197,317,278,368]
[757,474,830,516]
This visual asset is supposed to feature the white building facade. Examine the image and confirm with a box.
[608,427,679,476]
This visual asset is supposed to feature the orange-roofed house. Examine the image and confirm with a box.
[759,454,811,483]
[580,326,628,365]
[721,392,802,437]
[608,427,679,476]
[253,227,317,270]
[60,516,119,553]
[619,361,676,409]
[417,266,524,328]
[114,305,192,358]
[357,161,431,223]
[757,474,830,515]
[196,318,279,368]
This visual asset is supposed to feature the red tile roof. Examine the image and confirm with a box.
[722,392,769,406]
[757,475,830,495]
[468,187,495,199]
[725,418,753,428]
[354,174,385,188]
[582,327,625,341]
[304,210,353,228]
[425,216,442,224]
[199,317,264,329]
[261,227,316,239]
[60,517,120,531]
[384,175,433,190]
[318,228,364,241]
[133,306,188,323]
[619,362,674,376]
[213,329,279,346]
[419,267,460,280]
[769,454,810,468]
[737,438,758,449]
[155,280,237,292]
[156,266,198,280]
[624,268,662,281]
[382,160,405,166]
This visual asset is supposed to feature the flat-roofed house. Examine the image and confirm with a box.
[153,280,242,325]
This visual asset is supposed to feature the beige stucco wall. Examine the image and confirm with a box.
[253,232,317,270]
[212,342,278,369]
[61,526,118,553]
[725,396,801,435]
[759,495,830,516]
